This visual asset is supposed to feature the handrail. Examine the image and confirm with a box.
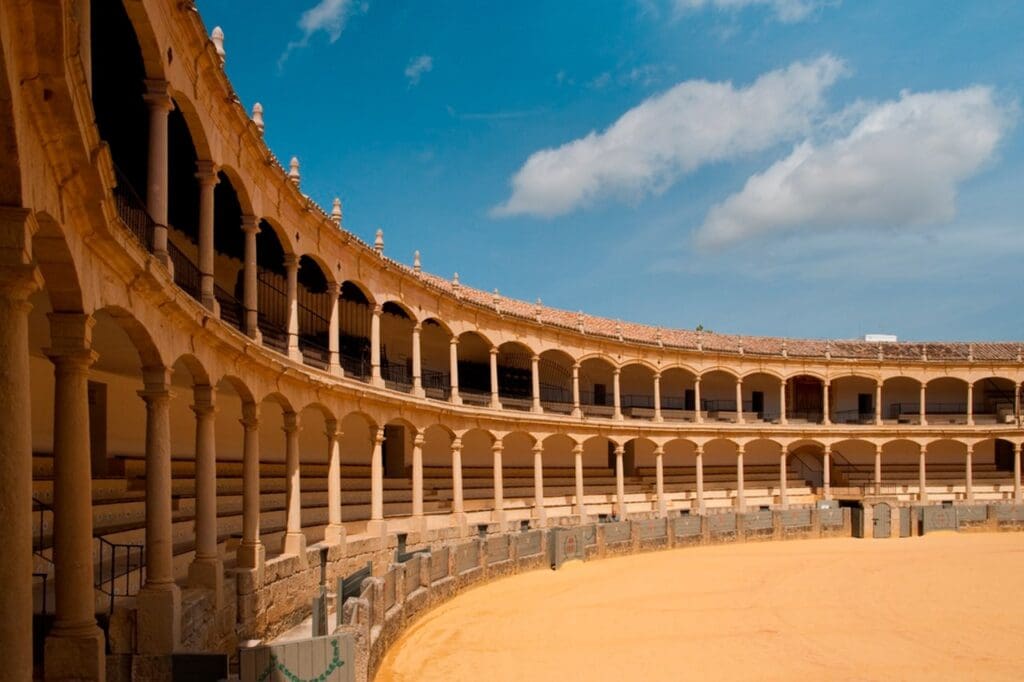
[167,239,202,302]
[112,166,156,252]
[95,536,145,615]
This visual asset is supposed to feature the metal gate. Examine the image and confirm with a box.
[872,502,891,538]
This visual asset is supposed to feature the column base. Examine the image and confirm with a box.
[136,583,181,655]
[44,623,106,681]
[287,345,302,363]
[450,513,468,537]
[491,509,506,527]
[187,557,224,606]
[533,508,548,527]
[490,399,502,410]
[324,523,347,547]
[281,531,308,560]
[531,404,543,414]
[236,541,265,585]
[370,375,385,388]
[571,408,582,418]
[366,519,388,537]
[412,387,426,398]
[201,293,217,314]
[408,515,429,536]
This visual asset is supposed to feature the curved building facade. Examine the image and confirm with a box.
[1,2,1022,679]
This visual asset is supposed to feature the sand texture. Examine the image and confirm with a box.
[376,534,1024,681]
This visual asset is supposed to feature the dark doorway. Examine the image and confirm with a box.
[751,391,764,415]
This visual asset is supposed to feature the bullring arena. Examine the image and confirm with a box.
[0,2,1022,681]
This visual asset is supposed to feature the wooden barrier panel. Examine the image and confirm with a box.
[820,507,845,528]
[745,510,773,531]
[781,508,812,528]
[487,535,510,564]
[431,547,450,582]
[455,541,478,574]
[921,506,958,533]
[709,513,736,535]
[635,518,667,541]
[602,520,631,545]
[383,569,397,611]
[673,515,702,538]
[404,555,422,595]
[240,634,355,682]
[517,530,543,558]
[548,527,588,569]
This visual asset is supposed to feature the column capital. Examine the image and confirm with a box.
[413,322,423,333]
[532,442,544,454]
[324,418,341,440]
[283,253,300,271]
[240,214,260,233]
[653,445,664,456]
[141,365,173,393]
[613,444,625,455]
[372,304,383,316]
[694,445,704,456]
[654,370,662,380]
[194,160,220,185]
[326,281,341,297]
[492,441,504,453]
[373,427,385,444]
[532,354,540,363]
[413,432,425,447]
[282,411,299,434]
[613,367,621,376]
[735,377,743,385]
[191,384,216,415]
[44,312,95,359]
[142,79,173,110]
[451,437,463,451]
[572,362,580,371]
[694,375,702,384]
[1014,442,1022,454]
[0,264,42,305]
[736,445,745,456]
[572,443,583,455]
[450,337,459,347]
[240,402,259,429]
[138,386,172,405]
[489,347,499,356]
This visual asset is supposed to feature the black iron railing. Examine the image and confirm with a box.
[167,240,202,302]
[340,349,371,381]
[834,409,875,424]
[95,536,145,614]
[214,283,245,332]
[112,167,155,251]
[339,561,372,607]
[422,368,451,399]
[32,497,53,559]
[382,360,412,392]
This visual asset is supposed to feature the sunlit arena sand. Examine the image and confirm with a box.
[376,534,1024,681]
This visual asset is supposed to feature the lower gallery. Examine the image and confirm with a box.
[1,1,1022,680]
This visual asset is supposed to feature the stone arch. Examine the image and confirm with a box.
[538,349,574,412]
[93,304,165,370]
[496,341,535,407]
[118,0,167,81]
[881,376,923,422]
[0,42,20,205]
[455,331,493,404]
[32,211,86,314]
[167,88,214,162]
[419,318,453,399]
[619,362,655,418]
[739,371,782,422]
[170,352,211,387]
[380,301,416,391]
[578,356,616,415]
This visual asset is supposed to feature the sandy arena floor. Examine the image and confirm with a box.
[375,533,1024,681]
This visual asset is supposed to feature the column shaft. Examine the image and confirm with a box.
[614,445,626,519]
[695,447,705,514]
[573,445,586,518]
[779,380,787,424]
[327,283,341,375]
[371,429,384,521]
[282,413,306,557]
[144,80,171,262]
[966,383,974,425]
[196,163,218,310]
[412,325,423,396]
[823,447,831,500]
[874,446,882,494]
[492,442,505,522]
[531,355,541,413]
[965,445,974,503]
[370,306,382,385]
[451,440,465,516]
[736,446,746,512]
[822,381,831,425]
[694,378,703,424]
[1014,443,1022,503]
[449,338,461,404]
[324,421,345,545]
[241,216,259,338]
[285,255,300,360]
[533,444,546,525]
[653,373,663,422]
[875,381,884,425]
[919,384,928,425]
[918,445,928,502]
[571,363,581,417]
[655,448,666,517]
[612,369,622,420]
[489,348,500,408]
[0,257,41,681]
[412,434,424,519]
[192,388,218,562]
[735,379,744,424]
[238,405,264,568]
[778,449,788,509]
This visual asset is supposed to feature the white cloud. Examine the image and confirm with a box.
[697,87,1016,247]
[674,0,831,23]
[405,55,434,86]
[492,55,846,218]
[279,0,365,67]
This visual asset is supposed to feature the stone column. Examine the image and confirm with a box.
[874,444,883,495]
[531,354,542,413]
[571,363,581,417]
[694,377,703,424]
[411,324,424,397]
[614,444,626,519]
[412,432,425,521]
[735,445,746,512]
[695,446,705,514]
[451,437,465,521]
[822,381,831,425]
[612,368,623,420]
[653,373,663,422]
[655,446,666,518]
[137,368,180,655]
[241,215,260,338]
[281,412,306,558]
[143,79,172,265]
[195,161,218,311]
[324,420,345,545]
[0,243,41,682]
[918,444,928,502]
[237,403,264,571]
[573,443,587,519]
[370,305,383,386]
[735,378,744,424]
[368,427,386,535]
[1014,443,1022,503]
[778,448,788,509]
[327,283,341,375]
[449,337,461,404]
[823,446,832,500]
[489,347,500,408]
[966,382,974,426]
[285,254,301,361]
[492,441,505,524]
[188,385,221,598]
[44,314,105,679]
[875,380,883,425]
[1015,383,1021,425]
[532,442,547,526]
[779,380,788,425]
[919,383,928,426]
[965,443,974,503]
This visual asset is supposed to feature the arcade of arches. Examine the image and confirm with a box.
[0,1,1022,680]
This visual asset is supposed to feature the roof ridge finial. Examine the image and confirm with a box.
[374,228,384,255]
[655,328,663,348]
[413,250,421,274]
[696,329,703,352]
[331,197,343,225]
[781,340,788,358]
[921,343,928,362]
[211,26,226,64]
[576,311,585,334]
[616,322,623,342]
[534,298,543,323]
[967,342,974,362]
[452,272,460,297]
[825,339,831,360]
[288,156,300,186]
[252,102,264,134]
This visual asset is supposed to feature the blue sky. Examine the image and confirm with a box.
[197,0,1024,341]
